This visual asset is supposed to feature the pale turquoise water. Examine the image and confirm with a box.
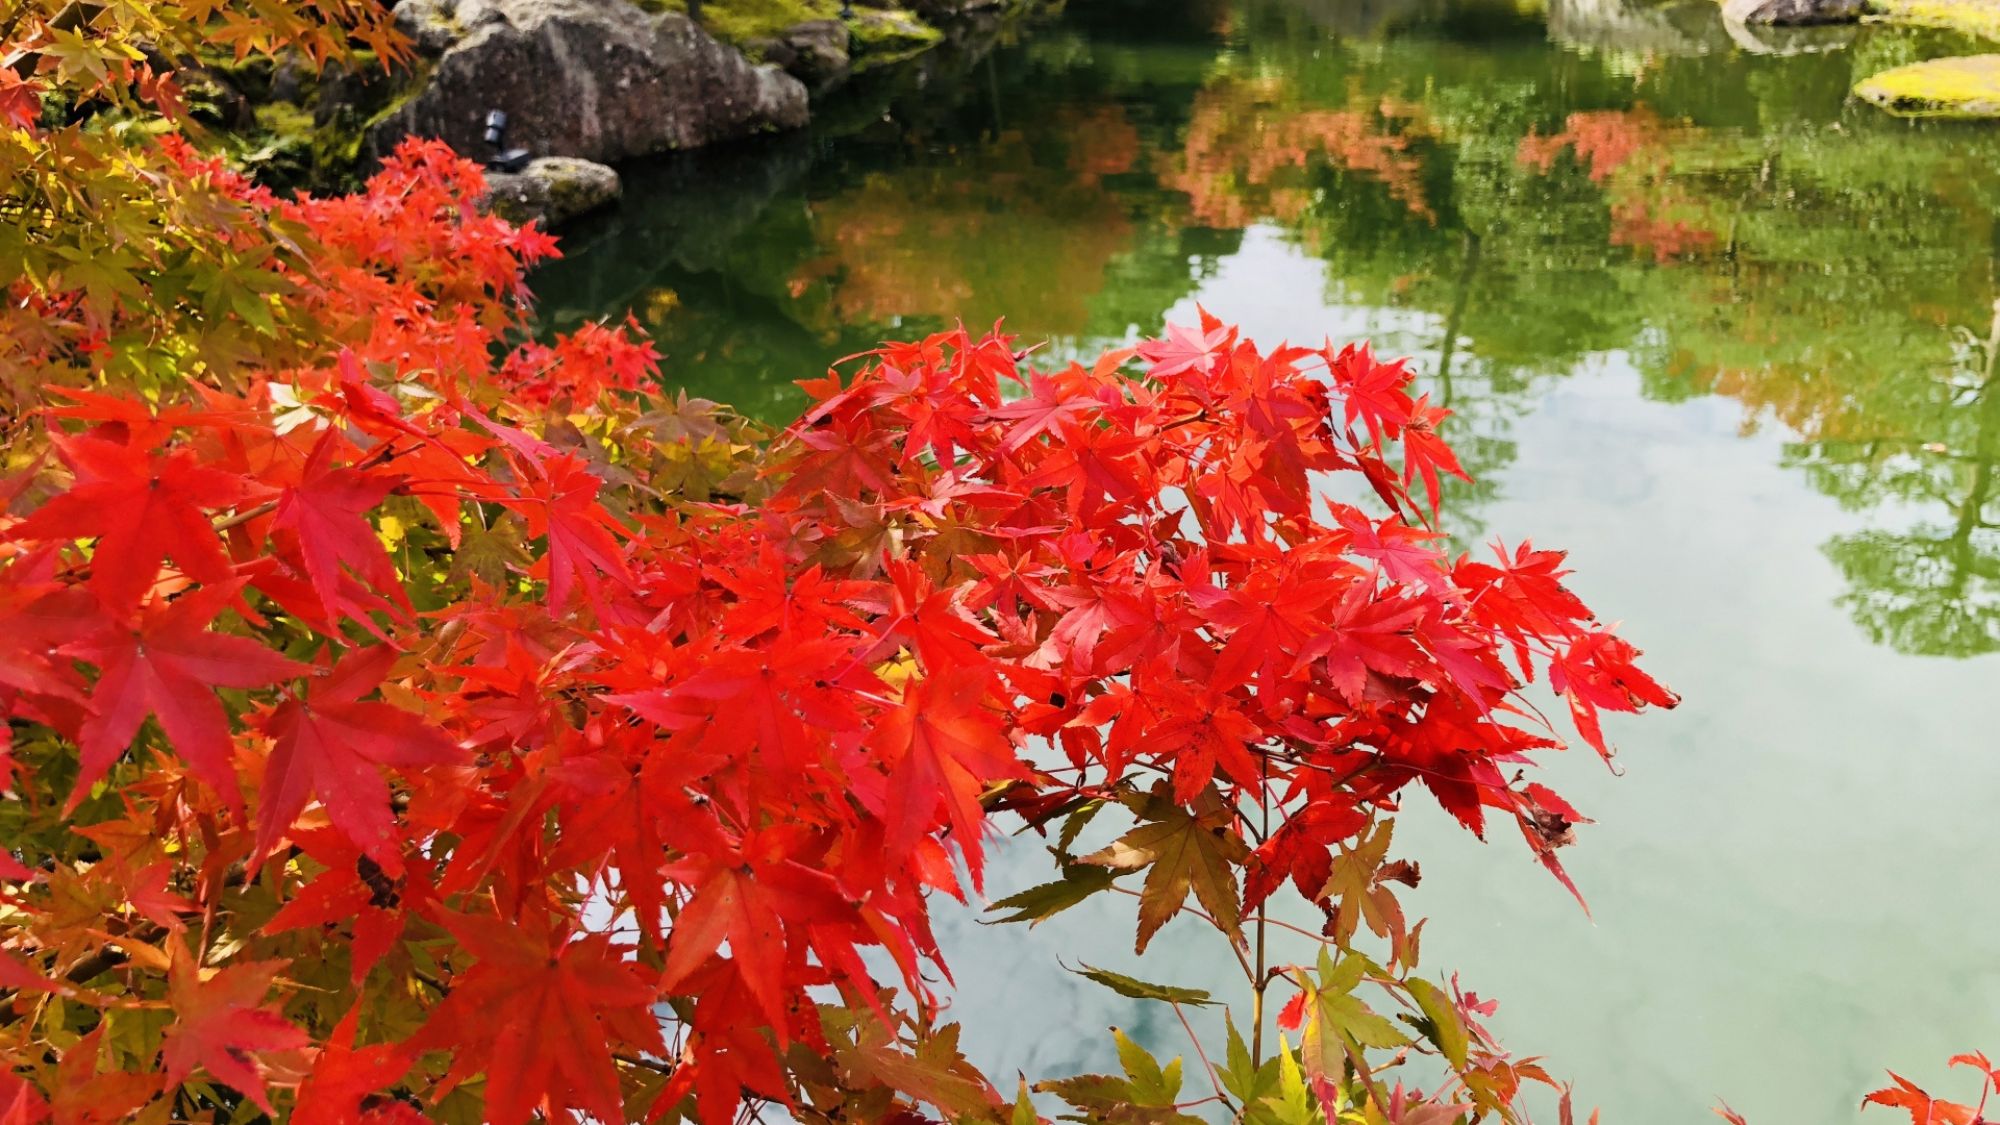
[538,2,2000,1117]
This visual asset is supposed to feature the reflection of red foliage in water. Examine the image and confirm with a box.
[1610,197,1717,263]
[1519,107,1669,182]
[1518,106,1718,262]
[1163,80,1435,228]
[1063,105,1142,183]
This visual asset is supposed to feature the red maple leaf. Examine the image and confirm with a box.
[1297,581,1429,703]
[160,947,310,1114]
[45,1026,161,1124]
[271,430,407,621]
[8,434,258,609]
[420,914,664,1125]
[505,453,631,606]
[658,832,852,1032]
[0,73,39,132]
[1327,341,1414,447]
[292,1004,415,1125]
[1402,394,1471,517]
[1863,1072,1980,1125]
[59,582,306,810]
[986,368,1101,453]
[255,645,463,872]
[1137,319,1232,381]
[864,667,1021,886]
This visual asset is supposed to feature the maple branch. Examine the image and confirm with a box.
[1172,1000,1233,1114]
[615,1050,676,1075]
[209,499,279,534]
[1252,757,1270,1068]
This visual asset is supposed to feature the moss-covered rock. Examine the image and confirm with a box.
[1865,0,2000,40]
[640,0,948,62]
[484,156,624,226]
[1855,53,2000,115]
[747,19,853,89]
[850,7,946,65]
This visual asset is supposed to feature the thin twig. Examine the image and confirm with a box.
[1171,1000,1232,1113]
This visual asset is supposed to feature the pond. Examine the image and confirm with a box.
[532,1,2000,1119]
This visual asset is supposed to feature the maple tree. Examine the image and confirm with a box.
[0,3,1849,1123]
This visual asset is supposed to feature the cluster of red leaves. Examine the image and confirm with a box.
[1,132,1681,1123]
[1717,1052,2000,1125]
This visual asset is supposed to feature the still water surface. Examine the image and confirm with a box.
[535,2,2000,1118]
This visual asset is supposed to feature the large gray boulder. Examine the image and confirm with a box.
[1721,0,1862,25]
[369,0,810,165]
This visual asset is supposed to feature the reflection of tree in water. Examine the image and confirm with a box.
[532,0,2000,658]
[1811,309,2000,657]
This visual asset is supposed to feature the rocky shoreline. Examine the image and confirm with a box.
[217,0,1055,223]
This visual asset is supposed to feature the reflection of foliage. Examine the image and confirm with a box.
[1516,107,1719,262]
[1813,313,2000,657]
[536,0,2000,660]
[789,118,1136,335]
[1160,76,1438,230]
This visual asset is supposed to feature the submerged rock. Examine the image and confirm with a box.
[1855,54,2000,116]
[1722,0,1863,24]
[368,0,809,165]
[483,156,623,226]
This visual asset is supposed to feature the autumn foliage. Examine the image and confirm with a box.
[1,3,1966,1124]
[0,126,1680,1118]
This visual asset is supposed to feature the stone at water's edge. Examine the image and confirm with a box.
[1722,0,1863,25]
[1865,0,2000,39]
[483,156,622,227]
[1855,54,2000,117]
[368,0,810,166]
[747,19,853,92]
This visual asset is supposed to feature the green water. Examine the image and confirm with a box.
[534,2,2000,1119]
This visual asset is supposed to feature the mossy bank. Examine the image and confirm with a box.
[216,0,1055,196]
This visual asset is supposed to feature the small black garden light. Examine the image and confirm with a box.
[483,109,532,173]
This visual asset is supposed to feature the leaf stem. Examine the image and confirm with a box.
[1252,755,1270,1069]
[1171,1000,1233,1113]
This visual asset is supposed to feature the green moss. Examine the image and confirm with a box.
[849,8,945,65]
[1866,0,2000,40]
[639,0,844,44]
[1854,53,2000,115]
[635,0,947,64]
[225,57,432,193]
[233,103,320,190]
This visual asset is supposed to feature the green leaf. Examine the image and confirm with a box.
[1315,990,1405,1051]
[1405,977,1469,1068]
[985,864,1117,926]
[1298,951,1408,1091]
[1069,963,1214,1007]
[1220,1013,1281,1112]
[1012,1077,1040,1125]
[1056,797,1105,857]
[1269,1034,1321,1125]
[1113,1028,1182,1106]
